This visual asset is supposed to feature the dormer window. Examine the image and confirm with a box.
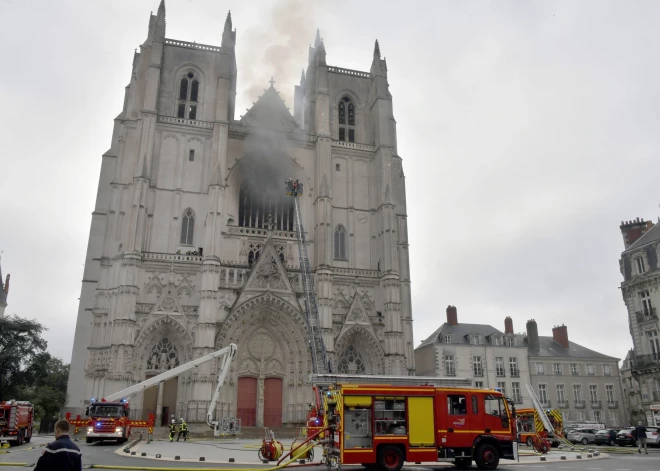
[177,72,200,120]
[443,334,452,344]
[338,96,355,142]
[505,337,514,346]
[636,256,646,274]
[470,335,479,345]
[492,336,501,346]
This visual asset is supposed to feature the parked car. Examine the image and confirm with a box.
[615,428,636,447]
[594,429,617,446]
[645,426,660,446]
[567,428,597,445]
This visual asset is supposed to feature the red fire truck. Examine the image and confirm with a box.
[83,400,132,444]
[307,375,519,471]
[0,400,34,446]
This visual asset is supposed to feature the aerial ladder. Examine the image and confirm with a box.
[524,382,572,449]
[73,344,238,439]
[285,178,329,374]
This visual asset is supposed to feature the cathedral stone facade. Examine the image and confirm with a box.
[66,2,414,427]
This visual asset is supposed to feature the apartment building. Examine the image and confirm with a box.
[523,320,626,428]
[415,306,533,408]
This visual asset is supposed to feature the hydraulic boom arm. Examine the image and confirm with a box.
[104,344,237,403]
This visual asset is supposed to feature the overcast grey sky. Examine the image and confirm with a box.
[1,0,659,365]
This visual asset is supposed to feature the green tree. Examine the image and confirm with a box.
[0,315,47,399]
[19,353,70,421]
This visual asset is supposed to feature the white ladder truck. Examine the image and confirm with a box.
[285,178,330,374]
[79,344,238,442]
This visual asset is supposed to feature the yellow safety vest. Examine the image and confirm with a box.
[180,422,187,431]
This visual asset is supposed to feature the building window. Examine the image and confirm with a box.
[512,382,521,403]
[443,334,452,344]
[603,364,611,376]
[473,356,483,377]
[636,257,646,274]
[538,384,548,404]
[497,382,507,396]
[536,362,545,375]
[177,71,200,120]
[444,355,455,376]
[180,208,194,245]
[586,363,595,375]
[553,363,563,375]
[573,384,584,402]
[247,242,262,268]
[648,330,660,357]
[641,290,653,315]
[557,384,566,403]
[338,96,355,142]
[593,410,602,423]
[505,336,514,346]
[609,411,618,427]
[576,411,585,422]
[471,335,480,345]
[334,225,347,259]
[605,385,616,404]
[335,163,340,171]
[570,363,579,375]
[189,149,195,162]
[492,336,501,346]
[146,337,180,371]
[589,385,599,402]
[509,357,519,377]
[338,345,365,374]
[495,357,505,377]
[475,381,484,388]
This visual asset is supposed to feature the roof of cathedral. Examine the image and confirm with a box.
[623,221,660,253]
[417,322,505,349]
[529,336,618,361]
[239,82,299,132]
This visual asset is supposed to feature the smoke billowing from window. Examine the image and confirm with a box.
[238,0,319,112]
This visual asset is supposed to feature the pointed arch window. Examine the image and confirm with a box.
[177,71,200,120]
[180,208,194,245]
[338,96,355,143]
[146,338,180,371]
[334,225,346,260]
[338,345,365,374]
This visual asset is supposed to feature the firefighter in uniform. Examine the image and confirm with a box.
[177,418,188,441]
[35,419,82,471]
[168,419,177,442]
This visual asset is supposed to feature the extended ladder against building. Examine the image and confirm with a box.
[285,178,329,374]
[524,382,572,447]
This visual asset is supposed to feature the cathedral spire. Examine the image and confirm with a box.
[300,69,306,86]
[314,28,322,48]
[149,0,166,41]
[370,39,386,77]
[373,39,381,60]
[222,10,236,48]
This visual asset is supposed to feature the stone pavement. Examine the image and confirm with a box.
[117,437,610,466]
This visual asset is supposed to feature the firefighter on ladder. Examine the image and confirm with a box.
[168,419,177,443]
[177,418,188,442]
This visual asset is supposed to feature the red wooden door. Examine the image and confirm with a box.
[263,377,283,427]
[237,377,257,427]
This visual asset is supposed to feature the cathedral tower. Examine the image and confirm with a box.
[67,2,413,427]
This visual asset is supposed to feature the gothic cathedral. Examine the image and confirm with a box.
[66,2,414,427]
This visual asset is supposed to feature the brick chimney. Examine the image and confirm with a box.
[552,324,569,348]
[446,305,458,326]
[620,218,654,249]
[526,319,539,351]
[504,316,513,334]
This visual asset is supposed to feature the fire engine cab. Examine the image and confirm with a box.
[309,374,518,471]
[84,399,131,444]
[0,400,33,446]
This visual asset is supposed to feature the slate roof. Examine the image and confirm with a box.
[623,221,660,253]
[417,322,504,349]
[528,336,619,361]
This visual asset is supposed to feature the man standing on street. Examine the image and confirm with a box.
[635,421,648,454]
[34,419,82,471]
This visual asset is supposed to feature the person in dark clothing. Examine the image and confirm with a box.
[177,418,188,442]
[34,419,82,471]
[635,421,648,454]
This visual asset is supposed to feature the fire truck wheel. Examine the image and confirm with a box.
[16,430,24,446]
[526,437,533,447]
[86,438,93,444]
[378,445,404,471]
[474,443,499,470]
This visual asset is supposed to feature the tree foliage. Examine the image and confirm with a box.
[0,315,69,420]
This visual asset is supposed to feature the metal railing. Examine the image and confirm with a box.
[636,307,658,322]
[557,401,569,409]
[630,353,660,373]
[591,401,602,409]
[574,400,586,409]
[607,401,618,409]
